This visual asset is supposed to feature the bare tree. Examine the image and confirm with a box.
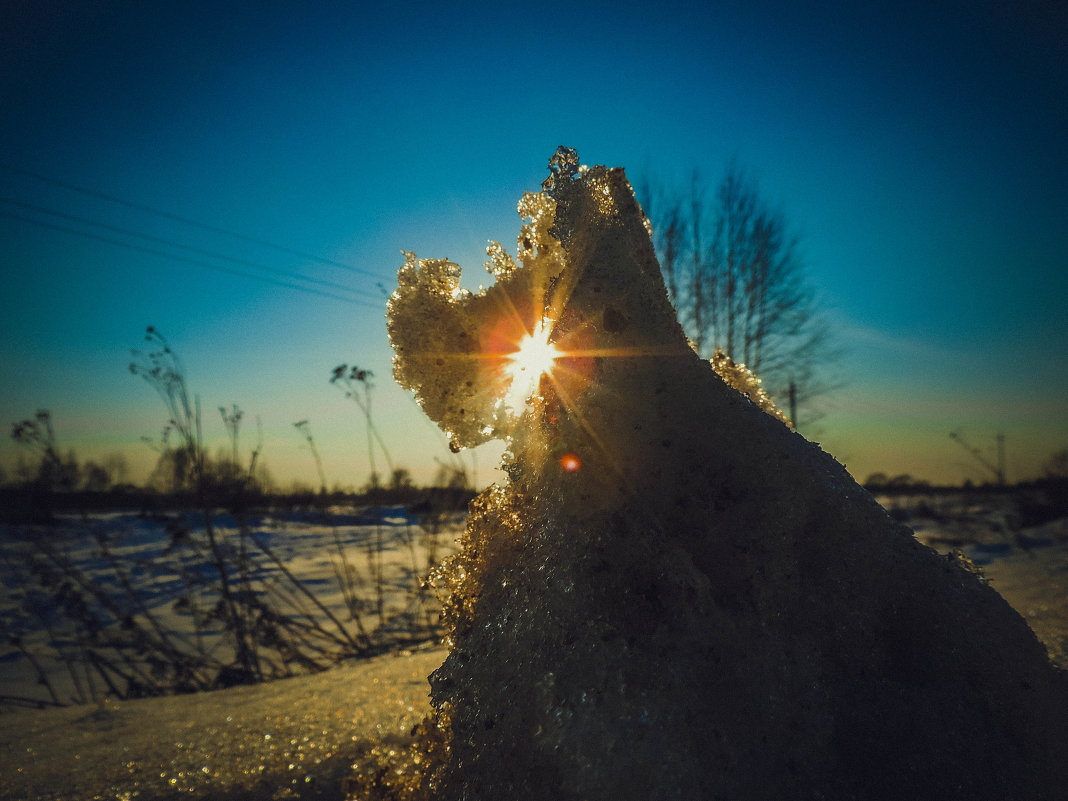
[637,162,837,425]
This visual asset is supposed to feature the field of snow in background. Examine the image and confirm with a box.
[0,507,463,709]
[878,492,1068,667]
[0,493,1064,800]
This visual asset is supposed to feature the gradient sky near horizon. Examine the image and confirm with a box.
[1,0,1065,489]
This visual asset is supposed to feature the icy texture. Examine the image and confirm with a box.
[0,647,443,801]
[387,149,1068,800]
[709,347,792,427]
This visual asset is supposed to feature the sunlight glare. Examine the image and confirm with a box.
[503,321,561,411]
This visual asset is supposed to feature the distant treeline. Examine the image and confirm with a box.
[0,483,478,525]
[863,475,1068,530]
[864,449,1068,496]
[863,474,1067,496]
[5,406,478,524]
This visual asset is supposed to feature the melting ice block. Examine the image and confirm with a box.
[387,148,1068,800]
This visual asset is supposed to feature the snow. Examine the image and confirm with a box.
[882,493,1068,667]
[0,507,462,800]
[0,499,1064,800]
[0,644,446,801]
[0,507,462,707]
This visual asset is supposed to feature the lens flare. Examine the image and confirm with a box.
[504,321,561,411]
[559,452,582,472]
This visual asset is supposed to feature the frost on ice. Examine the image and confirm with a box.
[385,148,1068,801]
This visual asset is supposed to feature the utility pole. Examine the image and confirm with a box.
[996,432,1005,486]
[949,430,1005,485]
[788,379,797,431]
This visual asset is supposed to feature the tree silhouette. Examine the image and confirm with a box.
[637,163,838,426]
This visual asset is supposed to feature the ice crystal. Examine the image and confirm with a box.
[709,347,792,428]
[542,144,582,192]
[483,240,516,278]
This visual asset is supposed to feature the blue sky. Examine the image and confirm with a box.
[1,0,1065,488]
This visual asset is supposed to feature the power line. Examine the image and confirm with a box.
[0,162,387,280]
[0,196,383,303]
[0,210,384,308]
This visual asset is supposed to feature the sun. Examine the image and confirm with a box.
[503,320,561,411]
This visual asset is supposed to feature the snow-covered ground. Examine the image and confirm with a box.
[0,494,1064,800]
[0,507,463,709]
[0,643,446,801]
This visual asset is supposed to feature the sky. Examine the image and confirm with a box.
[1,0,1065,490]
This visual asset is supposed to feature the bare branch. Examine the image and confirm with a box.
[635,162,841,428]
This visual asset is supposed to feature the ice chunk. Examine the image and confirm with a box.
[384,150,1068,801]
